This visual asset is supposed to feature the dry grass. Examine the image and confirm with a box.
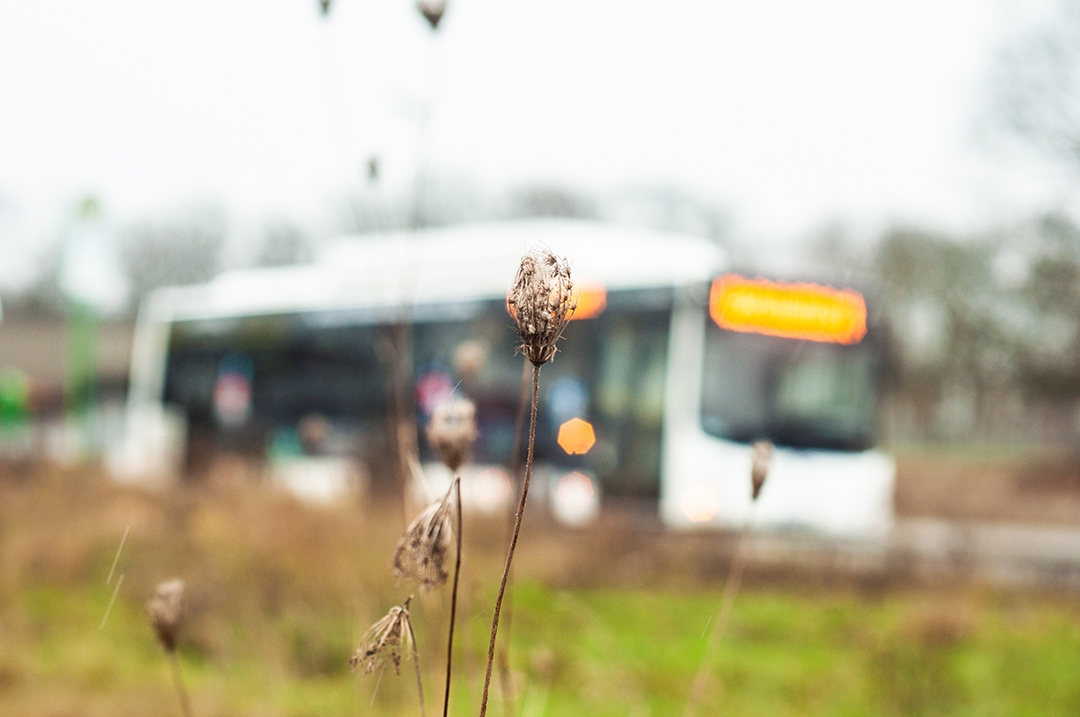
[4,461,1080,716]
[895,447,1080,525]
[0,462,428,715]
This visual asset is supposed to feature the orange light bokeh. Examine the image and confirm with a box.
[505,283,606,322]
[709,275,867,344]
[570,283,607,320]
[557,417,596,455]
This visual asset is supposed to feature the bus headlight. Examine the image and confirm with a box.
[473,468,512,515]
[552,471,599,526]
[680,484,719,523]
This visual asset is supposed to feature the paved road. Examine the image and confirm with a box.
[742,518,1080,589]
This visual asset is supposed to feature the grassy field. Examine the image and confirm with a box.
[3,466,1080,716]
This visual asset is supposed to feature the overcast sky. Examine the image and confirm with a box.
[0,0,1070,288]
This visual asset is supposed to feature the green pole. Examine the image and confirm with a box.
[64,299,100,454]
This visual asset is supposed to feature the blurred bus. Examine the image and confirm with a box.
[118,220,893,536]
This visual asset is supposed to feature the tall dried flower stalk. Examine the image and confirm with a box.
[497,357,531,717]
[683,440,774,717]
[479,248,575,717]
[441,476,463,717]
[425,395,474,717]
[148,579,193,717]
[380,321,422,525]
[350,597,425,717]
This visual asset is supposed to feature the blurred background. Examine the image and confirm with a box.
[4,1,1080,715]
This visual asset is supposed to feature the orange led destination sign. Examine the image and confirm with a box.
[709,275,867,344]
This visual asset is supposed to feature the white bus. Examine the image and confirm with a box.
[118,219,894,536]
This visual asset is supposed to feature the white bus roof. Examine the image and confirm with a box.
[144,219,726,323]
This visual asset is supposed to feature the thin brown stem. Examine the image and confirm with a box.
[478,364,540,717]
[405,602,426,717]
[496,357,530,717]
[682,513,756,717]
[443,476,463,717]
[382,321,418,525]
[507,356,532,495]
[495,620,513,717]
[167,650,193,717]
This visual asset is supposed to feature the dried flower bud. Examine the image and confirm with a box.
[147,579,185,653]
[349,598,415,675]
[393,479,456,593]
[750,440,773,501]
[318,0,331,15]
[453,340,488,381]
[507,248,576,366]
[417,0,446,29]
[426,396,477,472]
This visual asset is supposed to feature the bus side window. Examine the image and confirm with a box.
[593,311,670,500]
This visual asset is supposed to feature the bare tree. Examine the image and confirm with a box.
[0,248,66,317]
[121,206,226,302]
[873,215,1080,440]
[988,1,1080,169]
[257,220,313,267]
[508,185,598,219]
[341,177,490,234]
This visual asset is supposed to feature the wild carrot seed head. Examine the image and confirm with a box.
[350,598,414,675]
[507,248,576,366]
[426,396,477,472]
[417,0,445,29]
[147,579,185,653]
[750,440,774,500]
[393,481,456,593]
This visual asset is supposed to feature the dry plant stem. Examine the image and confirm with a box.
[168,651,193,717]
[682,515,756,717]
[442,477,463,717]
[507,357,532,492]
[406,613,427,717]
[495,606,514,717]
[478,364,540,717]
[496,357,530,717]
[386,321,419,522]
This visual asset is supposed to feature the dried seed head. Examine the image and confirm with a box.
[426,396,477,472]
[453,340,488,381]
[417,0,446,29]
[393,480,456,593]
[349,598,415,675]
[750,440,773,501]
[506,248,576,366]
[147,579,185,653]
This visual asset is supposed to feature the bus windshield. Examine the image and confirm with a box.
[700,319,879,451]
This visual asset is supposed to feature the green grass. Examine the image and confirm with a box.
[504,584,1080,717]
[3,470,1080,716]
[5,579,1080,716]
